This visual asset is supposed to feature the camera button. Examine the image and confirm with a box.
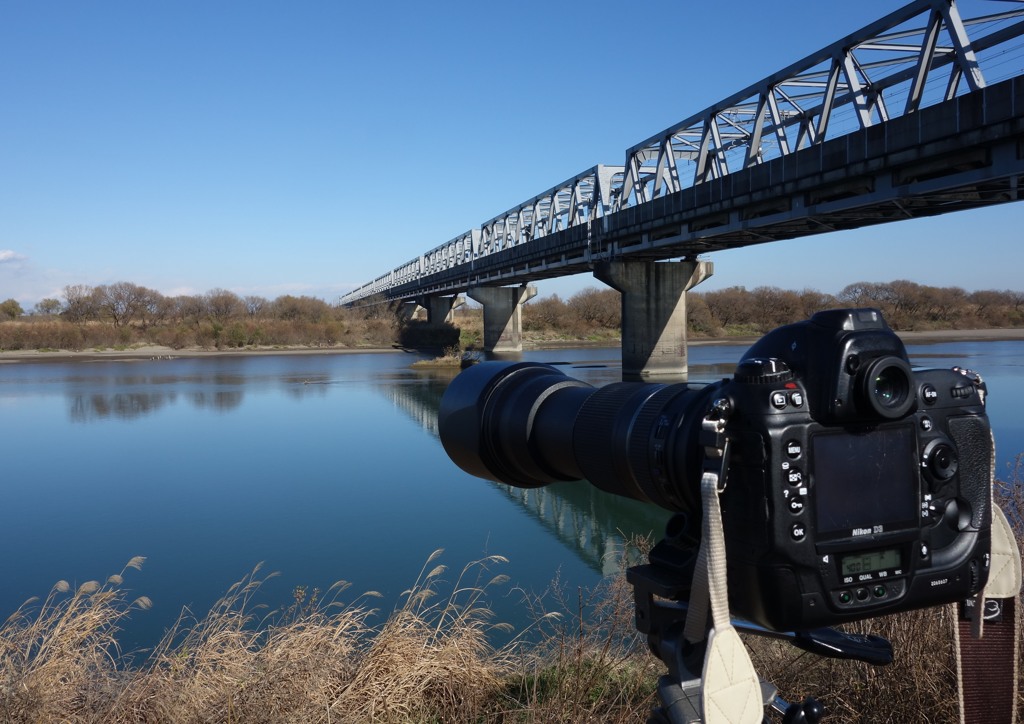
[838,590,853,605]
[785,440,802,459]
[855,588,870,602]
[789,391,804,407]
[790,523,807,541]
[771,391,788,409]
[788,495,805,514]
[920,416,933,432]
[922,384,938,405]
[872,585,886,598]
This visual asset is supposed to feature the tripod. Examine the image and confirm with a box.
[627,515,894,724]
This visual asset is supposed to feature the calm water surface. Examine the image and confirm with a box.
[1,340,1021,650]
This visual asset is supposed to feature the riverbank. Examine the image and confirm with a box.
[0,343,405,364]
[2,327,1023,364]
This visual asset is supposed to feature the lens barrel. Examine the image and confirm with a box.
[438,361,714,511]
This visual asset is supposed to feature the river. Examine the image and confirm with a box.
[0,339,1021,651]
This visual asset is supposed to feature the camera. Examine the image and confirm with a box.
[439,308,992,631]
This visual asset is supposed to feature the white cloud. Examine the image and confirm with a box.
[0,250,27,264]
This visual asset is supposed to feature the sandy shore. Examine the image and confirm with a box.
[0,344,406,364]
[1,328,1022,364]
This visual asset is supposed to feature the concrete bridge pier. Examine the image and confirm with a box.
[467,284,537,352]
[398,301,424,322]
[594,259,713,380]
[418,294,465,325]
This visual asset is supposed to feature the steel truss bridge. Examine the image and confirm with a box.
[342,0,1024,306]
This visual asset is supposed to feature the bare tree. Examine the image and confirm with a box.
[797,289,837,317]
[273,295,331,322]
[685,292,719,335]
[750,286,803,331]
[62,284,97,324]
[137,288,172,329]
[174,295,208,328]
[523,294,569,331]
[205,289,243,323]
[567,287,620,328]
[837,281,893,309]
[244,295,269,318]
[93,282,149,327]
[702,287,751,328]
[882,280,924,328]
[969,289,1013,326]
[921,285,967,325]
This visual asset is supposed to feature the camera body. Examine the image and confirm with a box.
[438,308,992,631]
[713,309,991,630]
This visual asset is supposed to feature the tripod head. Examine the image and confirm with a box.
[628,513,893,723]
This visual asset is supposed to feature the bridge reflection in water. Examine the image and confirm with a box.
[377,368,671,576]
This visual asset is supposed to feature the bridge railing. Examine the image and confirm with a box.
[341,164,624,305]
[617,0,1024,208]
[342,0,1024,306]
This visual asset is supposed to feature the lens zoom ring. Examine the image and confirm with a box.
[627,385,693,505]
[573,383,662,499]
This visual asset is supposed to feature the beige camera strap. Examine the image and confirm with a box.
[682,408,762,724]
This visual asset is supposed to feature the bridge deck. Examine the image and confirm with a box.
[391,77,1023,300]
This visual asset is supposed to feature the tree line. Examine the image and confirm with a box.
[1,279,1022,352]
[0,283,401,351]
[521,280,1024,338]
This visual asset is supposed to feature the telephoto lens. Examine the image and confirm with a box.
[438,360,717,512]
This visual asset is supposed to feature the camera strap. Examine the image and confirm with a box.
[954,432,1022,724]
[681,403,762,724]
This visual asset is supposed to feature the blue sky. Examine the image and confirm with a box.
[2,0,1022,308]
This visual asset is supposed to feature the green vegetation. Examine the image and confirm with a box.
[0,464,1021,722]
[0,298,23,320]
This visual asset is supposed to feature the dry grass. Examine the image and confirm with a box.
[496,562,660,723]
[747,605,962,724]
[0,505,1020,723]
[0,545,656,724]
[0,552,519,724]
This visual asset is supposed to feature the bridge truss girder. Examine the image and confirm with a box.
[342,0,1024,307]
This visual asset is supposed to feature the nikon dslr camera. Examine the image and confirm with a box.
[439,308,991,631]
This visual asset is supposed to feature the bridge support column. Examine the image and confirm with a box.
[398,301,424,322]
[595,259,713,380]
[467,284,537,352]
[418,294,465,325]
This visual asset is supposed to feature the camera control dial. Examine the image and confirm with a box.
[734,357,794,384]
[922,439,959,482]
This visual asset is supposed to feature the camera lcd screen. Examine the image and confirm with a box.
[811,427,919,537]
[840,547,902,576]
